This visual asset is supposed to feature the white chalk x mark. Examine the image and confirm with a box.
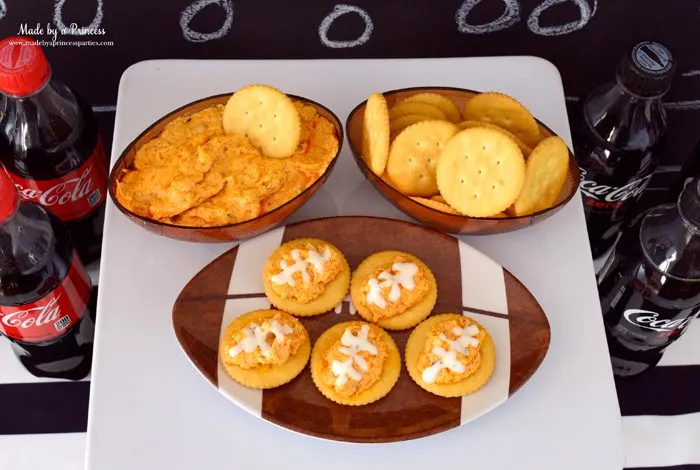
[180,0,234,43]
[455,0,521,34]
[319,4,373,49]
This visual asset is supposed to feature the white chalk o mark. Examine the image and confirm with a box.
[54,0,103,34]
[0,1,7,22]
[319,4,373,49]
[527,0,594,36]
[180,0,234,43]
[455,0,521,34]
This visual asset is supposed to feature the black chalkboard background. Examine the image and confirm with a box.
[1,0,699,198]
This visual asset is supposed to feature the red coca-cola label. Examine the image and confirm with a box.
[8,137,108,221]
[0,252,91,343]
[579,168,653,211]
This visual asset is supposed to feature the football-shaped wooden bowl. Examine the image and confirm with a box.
[108,93,343,243]
[172,216,551,443]
[346,86,580,236]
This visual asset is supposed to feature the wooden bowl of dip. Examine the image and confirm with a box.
[109,93,343,243]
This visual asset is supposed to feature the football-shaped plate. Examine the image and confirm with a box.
[172,216,550,443]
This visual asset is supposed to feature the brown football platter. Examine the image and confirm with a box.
[346,86,581,235]
[108,93,344,243]
[172,216,551,443]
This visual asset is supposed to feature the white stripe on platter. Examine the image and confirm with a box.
[460,310,510,425]
[458,241,508,316]
[217,229,286,415]
[216,297,271,416]
[227,227,284,295]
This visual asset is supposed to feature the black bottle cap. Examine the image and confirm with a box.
[616,41,676,97]
[679,177,700,230]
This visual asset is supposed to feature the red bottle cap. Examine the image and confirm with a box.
[0,168,19,223]
[0,36,51,97]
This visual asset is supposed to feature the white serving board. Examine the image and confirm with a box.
[86,57,624,470]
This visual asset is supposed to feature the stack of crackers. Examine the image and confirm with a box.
[361,90,570,218]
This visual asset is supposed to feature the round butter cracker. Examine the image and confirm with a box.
[513,136,570,216]
[219,309,311,389]
[457,119,533,157]
[386,120,458,197]
[263,238,350,317]
[223,84,301,159]
[389,101,446,121]
[462,92,540,147]
[350,250,437,331]
[411,196,461,215]
[405,313,495,398]
[362,93,391,176]
[436,127,525,217]
[310,321,401,406]
[404,92,462,123]
[389,113,430,137]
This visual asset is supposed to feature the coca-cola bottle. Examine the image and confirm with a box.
[667,138,700,203]
[597,176,700,377]
[0,36,108,265]
[0,162,95,380]
[574,40,676,259]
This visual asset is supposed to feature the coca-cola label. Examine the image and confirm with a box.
[623,308,700,334]
[6,137,108,221]
[0,252,91,342]
[579,168,652,211]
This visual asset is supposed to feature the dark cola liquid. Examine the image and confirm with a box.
[598,203,700,377]
[10,304,95,381]
[575,41,675,260]
[0,202,94,380]
[667,138,700,204]
[574,84,667,260]
[0,82,105,265]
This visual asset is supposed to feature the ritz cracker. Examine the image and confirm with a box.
[360,89,570,219]
[0,36,109,265]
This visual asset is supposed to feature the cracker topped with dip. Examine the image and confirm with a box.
[212,231,501,410]
[262,238,351,317]
[219,309,311,389]
[350,250,437,330]
[115,84,339,227]
[405,313,495,397]
[310,321,401,406]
